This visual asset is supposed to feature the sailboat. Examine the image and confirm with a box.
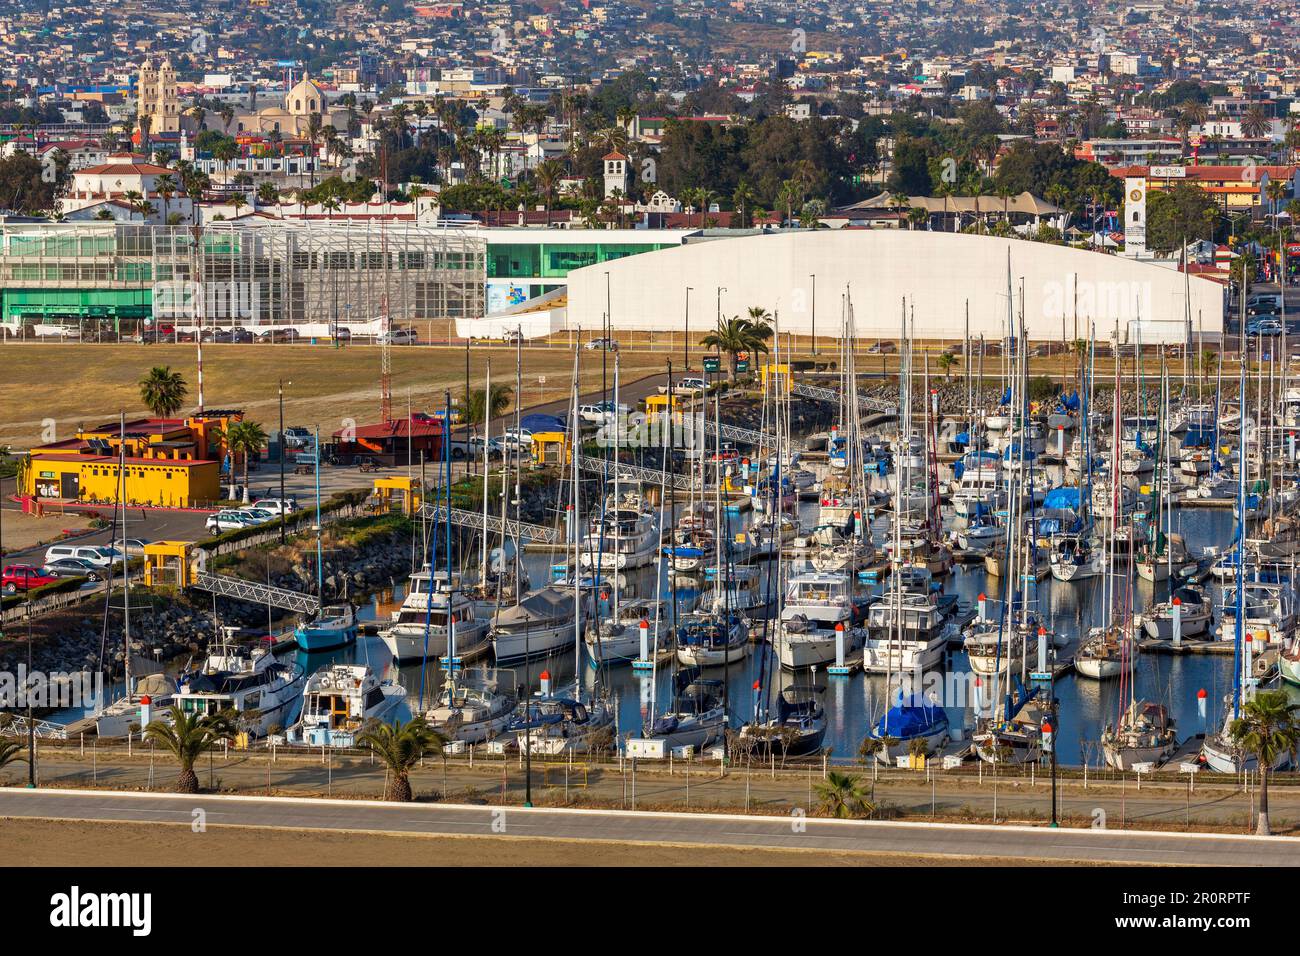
[92,413,178,737]
[864,689,951,763]
[1101,700,1178,770]
[512,346,616,755]
[295,426,357,652]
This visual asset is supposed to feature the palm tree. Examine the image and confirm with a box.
[937,352,957,379]
[359,716,447,802]
[535,159,563,226]
[814,770,874,818]
[212,419,268,501]
[1229,690,1300,835]
[1242,106,1272,140]
[155,173,176,223]
[143,706,236,794]
[139,365,189,417]
[256,181,280,207]
[462,383,514,423]
[699,315,774,383]
[0,737,26,776]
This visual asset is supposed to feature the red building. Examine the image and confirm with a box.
[332,418,444,467]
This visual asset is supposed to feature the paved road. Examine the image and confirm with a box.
[3,788,1297,865]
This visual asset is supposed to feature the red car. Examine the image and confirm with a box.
[2,564,61,594]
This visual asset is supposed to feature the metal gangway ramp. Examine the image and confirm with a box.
[191,572,321,614]
[418,504,562,545]
[790,381,897,415]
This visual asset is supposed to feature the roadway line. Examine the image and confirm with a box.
[5,786,1297,847]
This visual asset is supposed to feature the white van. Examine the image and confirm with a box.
[43,544,123,568]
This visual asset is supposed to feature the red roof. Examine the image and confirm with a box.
[80,160,174,176]
[602,150,629,161]
[336,419,444,441]
[31,453,214,468]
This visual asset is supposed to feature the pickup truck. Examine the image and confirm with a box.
[657,377,708,395]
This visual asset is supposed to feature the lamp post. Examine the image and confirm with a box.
[26,606,35,787]
[278,379,289,543]
[716,286,726,334]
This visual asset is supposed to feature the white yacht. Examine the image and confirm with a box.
[1214,580,1296,647]
[861,589,954,674]
[676,610,750,667]
[579,490,660,570]
[774,572,865,670]
[424,667,516,744]
[173,635,305,736]
[379,568,490,665]
[287,663,405,747]
[585,598,676,665]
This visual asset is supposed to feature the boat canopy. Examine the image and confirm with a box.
[873,692,946,739]
[1042,487,1081,510]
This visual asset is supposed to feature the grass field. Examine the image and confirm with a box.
[0,339,1244,451]
[0,343,669,449]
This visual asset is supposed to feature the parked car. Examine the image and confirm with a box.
[282,426,313,448]
[584,337,619,351]
[579,401,629,424]
[2,564,63,593]
[470,435,505,459]
[331,327,352,342]
[379,326,418,345]
[258,328,301,343]
[43,544,122,568]
[200,328,234,343]
[250,498,299,515]
[500,427,534,449]
[121,538,151,557]
[44,557,104,582]
[205,510,257,534]
[659,377,707,395]
[502,329,522,344]
[1248,318,1284,337]
[237,508,276,525]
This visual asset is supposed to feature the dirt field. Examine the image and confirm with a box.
[0,343,668,448]
[0,817,1066,866]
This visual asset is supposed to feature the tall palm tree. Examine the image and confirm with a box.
[535,159,563,226]
[462,383,513,423]
[155,173,177,223]
[256,181,280,207]
[139,365,189,417]
[814,770,874,818]
[144,706,236,794]
[212,419,268,501]
[699,315,774,383]
[359,716,446,802]
[1229,690,1300,835]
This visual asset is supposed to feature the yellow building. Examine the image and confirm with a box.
[24,412,239,508]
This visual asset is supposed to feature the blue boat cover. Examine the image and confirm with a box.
[873,692,947,739]
[1042,487,1081,510]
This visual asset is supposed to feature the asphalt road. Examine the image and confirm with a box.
[3,788,1297,865]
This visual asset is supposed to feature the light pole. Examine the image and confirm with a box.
[716,286,726,334]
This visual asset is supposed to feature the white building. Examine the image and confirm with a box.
[562,231,1223,344]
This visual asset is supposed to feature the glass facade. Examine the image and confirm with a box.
[487,241,673,280]
[0,221,487,327]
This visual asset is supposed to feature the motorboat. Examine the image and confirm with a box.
[286,663,405,747]
[173,635,305,736]
[774,572,866,670]
[294,604,358,653]
[379,568,490,665]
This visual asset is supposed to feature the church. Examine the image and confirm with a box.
[216,73,350,138]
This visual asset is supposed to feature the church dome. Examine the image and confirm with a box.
[285,74,325,116]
